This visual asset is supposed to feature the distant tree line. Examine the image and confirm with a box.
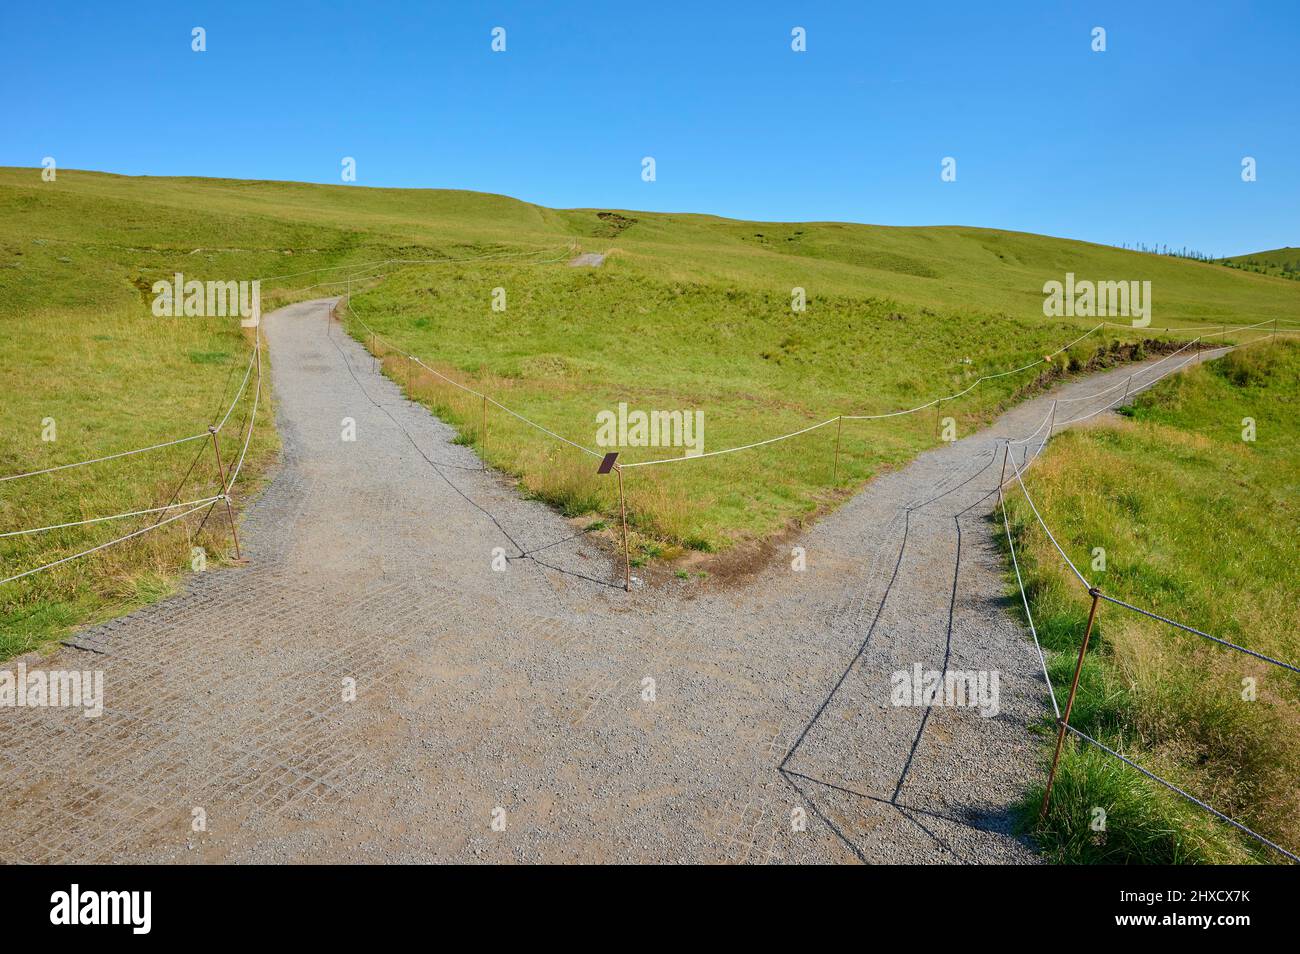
[1118,242,1219,261]
[1117,242,1300,280]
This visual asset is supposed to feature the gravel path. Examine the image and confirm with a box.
[0,302,1214,864]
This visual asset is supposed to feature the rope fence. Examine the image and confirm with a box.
[996,332,1300,861]
[0,245,575,588]
[0,322,263,585]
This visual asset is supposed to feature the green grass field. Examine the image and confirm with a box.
[1218,247,1300,281]
[1003,339,1300,863]
[3,167,1298,661]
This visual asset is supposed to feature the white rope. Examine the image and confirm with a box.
[1008,405,1056,446]
[215,341,258,432]
[0,499,215,587]
[1100,317,1283,333]
[620,417,840,468]
[1064,724,1300,863]
[408,355,604,460]
[224,325,264,491]
[1097,592,1300,674]
[844,325,1102,421]
[1050,348,1203,430]
[1009,451,1091,588]
[999,474,1060,718]
[1,328,257,483]
[0,496,222,538]
[0,432,209,483]
[345,298,605,460]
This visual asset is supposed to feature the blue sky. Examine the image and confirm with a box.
[3,1,1296,256]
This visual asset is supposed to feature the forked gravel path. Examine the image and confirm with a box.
[0,300,1215,864]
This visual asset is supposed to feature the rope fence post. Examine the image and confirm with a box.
[616,464,630,592]
[206,425,241,561]
[1047,399,1057,437]
[1039,585,1102,823]
[934,398,942,440]
[1122,374,1133,404]
[833,415,843,482]
[481,395,488,450]
[596,452,631,592]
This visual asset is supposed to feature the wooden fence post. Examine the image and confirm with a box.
[1039,587,1102,823]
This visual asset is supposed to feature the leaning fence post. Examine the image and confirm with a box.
[1039,586,1102,823]
[833,415,843,482]
[616,465,630,592]
[1122,374,1133,403]
[1048,399,1057,436]
[597,453,631,592]
[207,425,242,561]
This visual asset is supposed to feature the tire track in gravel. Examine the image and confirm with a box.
[0,300,1219,864]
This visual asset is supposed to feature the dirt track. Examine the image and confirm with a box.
[0,300,1214,863]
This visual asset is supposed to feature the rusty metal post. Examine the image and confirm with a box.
[833,415,843,482]
[616,464,630,592]
[1122,374,1133,404]
[371,332,377,373]
[1048,399,1057,436]
[1039,586,1102,823]
[406,354,412,391]
[207,425,241,561]
[999,441,1010,491]
[934,398,942,439]
[481,395,488,449]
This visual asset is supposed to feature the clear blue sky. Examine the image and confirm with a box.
[3,1,1296,256]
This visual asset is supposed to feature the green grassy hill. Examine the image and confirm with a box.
[5,168,1298,320]
[2,167,1297,658]
[1217,247,1300,281]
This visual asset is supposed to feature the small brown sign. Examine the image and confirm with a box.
[597,452,619,474]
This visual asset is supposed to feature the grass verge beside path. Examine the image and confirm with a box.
[0,307,276,659]
[1002,339,1300,863]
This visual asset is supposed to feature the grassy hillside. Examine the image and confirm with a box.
[1218,247,1300,282]
[2,167,1298,657]
[1004,339,1300,863]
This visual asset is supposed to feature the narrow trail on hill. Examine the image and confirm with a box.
[0,299,1224,863]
